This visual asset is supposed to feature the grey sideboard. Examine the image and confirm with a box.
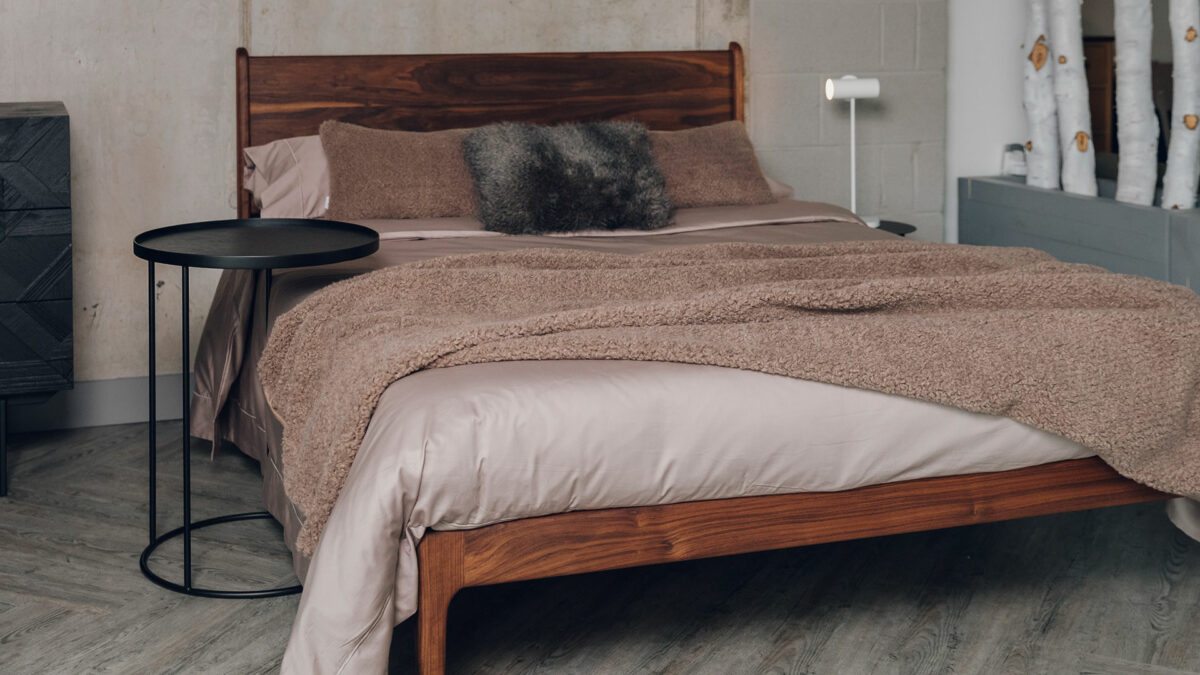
[0,101,73,496]
[958,175,1200,291]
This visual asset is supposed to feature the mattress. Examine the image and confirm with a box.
[191,199,1092,590]
[189,200,1096,672]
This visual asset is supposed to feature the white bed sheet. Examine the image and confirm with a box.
[283,359,1091,673]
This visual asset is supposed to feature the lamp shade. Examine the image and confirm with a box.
[824,75,880,100]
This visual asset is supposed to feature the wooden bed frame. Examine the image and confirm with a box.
[235,44,1171,675]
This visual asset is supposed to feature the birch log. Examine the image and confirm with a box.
[1163,0,1200,210]
[1115,0,1159,205]
[1049,0,1098,196]
[1024,0,1060,189]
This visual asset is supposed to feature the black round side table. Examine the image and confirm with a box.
[132,218,378,598]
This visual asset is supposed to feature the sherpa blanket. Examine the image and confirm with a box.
[260,239,1200,557]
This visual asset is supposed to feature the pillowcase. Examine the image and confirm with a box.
[649,121,776,208]
[319,121,478,220]
[764,175,794,200]
[243,135,330,219]
[463,121,673,234]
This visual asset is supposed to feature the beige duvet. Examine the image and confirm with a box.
[190,201,1094,675]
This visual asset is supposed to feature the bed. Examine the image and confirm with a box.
[192,44,1176,675]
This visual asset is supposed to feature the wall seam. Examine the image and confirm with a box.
[916,1,924,70]
[241,0,252,50]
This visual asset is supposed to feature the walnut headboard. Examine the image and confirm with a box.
[235,43,745,218]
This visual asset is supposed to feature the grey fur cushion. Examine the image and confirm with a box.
[463,121,673,234]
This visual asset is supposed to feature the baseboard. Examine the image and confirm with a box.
[7,375,186,433]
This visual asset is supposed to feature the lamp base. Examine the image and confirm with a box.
[861,216,881,229]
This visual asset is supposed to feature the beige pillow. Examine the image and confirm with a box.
[243,135,330,219]
[649,121,775,208]
[319,121,477,220]
[764,175,794,200]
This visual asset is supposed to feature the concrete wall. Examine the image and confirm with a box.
[749,0,949,241]
[2,0,948,428]
[247,0,747,53]
[0,1,241,385]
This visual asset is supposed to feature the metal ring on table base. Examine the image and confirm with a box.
[139,510,303,599]
[134,220,378,601]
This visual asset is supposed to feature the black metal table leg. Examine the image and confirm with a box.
[148,261,156,546]
[1,398,8,498]
[181,265,191,589]
[140,263,300,599]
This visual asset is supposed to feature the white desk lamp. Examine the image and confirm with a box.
[824,75,881,227]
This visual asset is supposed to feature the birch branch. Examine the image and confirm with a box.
[1115,0,1160,205]
[1025,0,1060,189]
[1049,0,1099,196]
[1163,0,1200,209]
[1024,0,1060,189]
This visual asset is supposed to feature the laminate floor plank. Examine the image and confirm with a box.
[3,422,1200,674]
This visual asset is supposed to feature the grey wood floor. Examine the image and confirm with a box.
[3,422,1200,674]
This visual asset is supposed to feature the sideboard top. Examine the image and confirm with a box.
[0,102,67,118]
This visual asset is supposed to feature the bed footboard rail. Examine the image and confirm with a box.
[415,457,1167,674]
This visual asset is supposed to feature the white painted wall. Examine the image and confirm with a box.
[945,1,1027,242]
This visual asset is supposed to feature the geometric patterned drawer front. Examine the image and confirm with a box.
[0,209,71,302]
[0,103,69,211]
[0,102,72,397]
[0,299,72,396]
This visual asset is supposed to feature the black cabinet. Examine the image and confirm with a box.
[0,102,72,496]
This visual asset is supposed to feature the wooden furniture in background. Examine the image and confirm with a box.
[235,46,1173,675]
[1084,37,1116,154]
[0,102,72,497]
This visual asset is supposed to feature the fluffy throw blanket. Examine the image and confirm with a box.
[259,240,1200,556]
[463,121,672,234]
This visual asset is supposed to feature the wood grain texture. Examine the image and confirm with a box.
[4,423,1200,673]
[0,300,72,396]
[0,104,69,210]
[730,41,745,123]
[246,48,740,141]
[237,44,744,216]
[0,102,71,399]
[450,458,1168,590]
[237,48,251,220]
[416,532,464,675]
[0,422,299,674]
[402,458,1169,673]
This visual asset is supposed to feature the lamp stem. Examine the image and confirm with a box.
[850,96,857,214]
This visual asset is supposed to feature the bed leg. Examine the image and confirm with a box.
[416,531,465,675]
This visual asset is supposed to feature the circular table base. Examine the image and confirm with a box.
[139,511,303,599]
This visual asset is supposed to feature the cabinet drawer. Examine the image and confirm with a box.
[0,209,72,302]
[0,112,70,211]
[0,299,72,396]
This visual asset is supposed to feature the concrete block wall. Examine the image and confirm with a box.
[749,0,948,240]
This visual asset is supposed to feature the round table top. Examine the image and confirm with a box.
[133,218,379,269]
[877,220,917,237]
